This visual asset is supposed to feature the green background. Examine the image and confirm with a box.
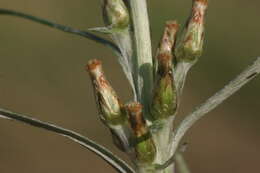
[0,0,259,172]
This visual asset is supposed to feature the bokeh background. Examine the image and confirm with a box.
[0,0,259,173]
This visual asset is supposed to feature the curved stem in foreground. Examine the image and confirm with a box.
[0,108,134,173]
[0,8,121,54]
[158,57,260,169]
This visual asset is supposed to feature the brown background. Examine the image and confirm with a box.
[0,0,260,173]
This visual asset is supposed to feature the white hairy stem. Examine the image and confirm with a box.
[129,0,153,110]
[159,57,260,169]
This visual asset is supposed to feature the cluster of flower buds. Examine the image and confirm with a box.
[102,0,130,30]
[87,60,156,162]
[175,0,208,62]
[87,0,208,167]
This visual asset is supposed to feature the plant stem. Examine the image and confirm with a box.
[175,152,190,173]
[159,57,260,169]
[129,0,153,111]
[129,1,174,172]
[174,62,194,95]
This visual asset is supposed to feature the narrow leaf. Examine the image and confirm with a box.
[0,8,121,54]
[0,107,134,173]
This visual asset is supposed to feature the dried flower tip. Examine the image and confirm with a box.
[154,21,179,75]
[86,59,125,125]
[195,0,208,5]
[86,59,103,78]
[126,102,147,137]
[102,0,130,30]
[158,21,179,55]
[175,0,208,62]
[125,102,156,163]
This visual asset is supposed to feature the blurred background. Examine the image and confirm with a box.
[0,0,259,173]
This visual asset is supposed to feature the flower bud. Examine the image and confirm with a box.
[154,21,179,75]
[151,21,178,120]
[125,102,156,163]
[175,0,208,62]
[86,59,125,125]
[157,21,179,56]
[102,0,130,30]
[87,59,134,152]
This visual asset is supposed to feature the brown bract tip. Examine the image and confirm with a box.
[86,59,102,72]
[166,20,179,31]
[125,102,147,136]
[157,53,172,62]
[126,102,143,114]
[157,53,172,74]
[194,0,208,5]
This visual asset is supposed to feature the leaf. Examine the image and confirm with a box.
[0,8,121,54]
[0,107,134,173]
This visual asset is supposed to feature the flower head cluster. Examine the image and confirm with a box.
[87,0,208,168]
